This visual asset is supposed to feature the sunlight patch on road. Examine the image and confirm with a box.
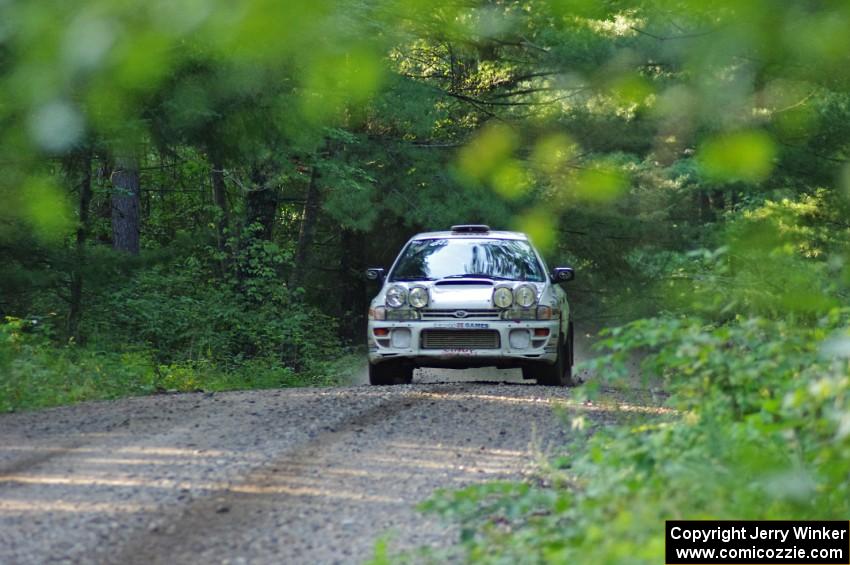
[408,390,675,415]
[0,444,262,460]
[387,442,526,457]
[0,499,157,514]
[365,455,519,475]
[0,474,220,490]
[229,483,403,503]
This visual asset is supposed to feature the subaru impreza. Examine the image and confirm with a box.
[366,225,575,386]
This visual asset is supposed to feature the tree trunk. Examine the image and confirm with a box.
[210,154,230,250]
[67,148,93,342]
[339,228,366,342]
[698,189,712,223]
[290,164,321,290]
[245,165,278,241]
[111,155,141,254]
[712,189,726,213]
[209,155,231,277]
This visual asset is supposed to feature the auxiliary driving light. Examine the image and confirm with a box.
[390,328,412,348]
[493,286,513,308]
[386,285,407,308]
[408,286,429,309]
[509,329,531,349]
[514,284,537,308]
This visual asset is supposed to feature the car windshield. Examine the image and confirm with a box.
[389,238,546,282]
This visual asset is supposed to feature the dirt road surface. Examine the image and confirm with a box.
[0,368,658,564]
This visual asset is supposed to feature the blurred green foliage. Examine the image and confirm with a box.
[1,0,850,559]
[414,309,850,564]
[0,317,358,412]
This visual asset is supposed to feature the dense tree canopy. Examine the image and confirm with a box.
[2,3,850,559]
[1,0,848,376]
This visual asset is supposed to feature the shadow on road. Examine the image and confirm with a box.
[0,374,670,564]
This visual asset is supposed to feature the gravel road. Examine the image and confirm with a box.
[0,367,662,564]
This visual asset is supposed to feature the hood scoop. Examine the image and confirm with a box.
[434,279,495,286]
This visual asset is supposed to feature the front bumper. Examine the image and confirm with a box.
[367,319,560,367]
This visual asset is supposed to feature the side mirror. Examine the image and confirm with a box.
[551,267,575,283]
[365,268,386,282]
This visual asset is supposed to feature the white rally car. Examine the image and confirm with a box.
[366,225,575,386]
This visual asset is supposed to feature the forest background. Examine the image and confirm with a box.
[2,1,850,561]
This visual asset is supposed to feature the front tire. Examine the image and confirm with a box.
[368,362,414,385]
[525,329,575,387]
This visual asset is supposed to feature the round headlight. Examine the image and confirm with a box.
[514,284,537,308]
[386,285,407,308]
[408,286,429,309]
[493,287,513,309]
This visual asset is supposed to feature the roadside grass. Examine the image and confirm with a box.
[366,381,673,565]
[369,314,850,564]
[0,319,363,413]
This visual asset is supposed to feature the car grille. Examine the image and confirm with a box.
[421,329,501,350]
[421,308,501,320]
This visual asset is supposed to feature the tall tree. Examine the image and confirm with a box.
[111,155,141,255]
[210,152,230,252]
[245,164,278,240]
[290,163,321,290]
[66,147,93,341]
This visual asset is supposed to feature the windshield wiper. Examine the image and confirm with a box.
[442,274,515,281]
[391,276,436,282]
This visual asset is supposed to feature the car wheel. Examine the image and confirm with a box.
[534,332,576,387]
[368,362,413,385]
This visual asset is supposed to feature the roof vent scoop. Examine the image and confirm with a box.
[450,224,490,233]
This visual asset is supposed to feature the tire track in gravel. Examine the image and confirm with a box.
[111,380,587,565]
[0,372,666,565]
[0,387,409,564]
[0,441,86,477]
[0,394,233,476]
[112,383,456,565]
